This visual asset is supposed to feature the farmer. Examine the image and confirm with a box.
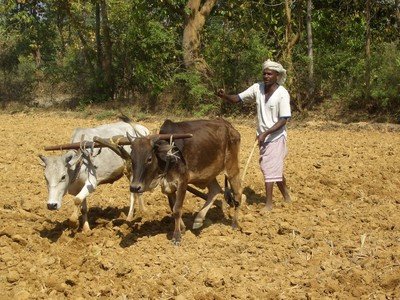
[216,59,292,211]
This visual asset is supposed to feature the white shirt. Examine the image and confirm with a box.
[239,83,291,142]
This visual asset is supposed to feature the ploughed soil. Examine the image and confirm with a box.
[0,112,399,299]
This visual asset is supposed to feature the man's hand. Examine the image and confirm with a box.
[216,89,240,103]
[216,89,225,98]
[257,132,268,146]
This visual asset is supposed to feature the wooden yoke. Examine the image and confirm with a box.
[44,133,193,151]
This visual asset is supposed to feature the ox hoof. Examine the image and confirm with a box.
[82,223,91,233]
[171,233,182,246]
[172,240,181,246]
[126,215,134,222]
[192,220,203,230]
[241,194,247,203]
[231,220,240,230]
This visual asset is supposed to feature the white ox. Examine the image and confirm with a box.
[39,121,149,232]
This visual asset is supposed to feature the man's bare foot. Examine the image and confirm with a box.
[261,201,273,214]
[283,194,292,203]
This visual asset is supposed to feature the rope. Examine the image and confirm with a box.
[157,136,181,182]
[166,135,180,161]
[77,136,99,185]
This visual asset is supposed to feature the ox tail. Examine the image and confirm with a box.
[118,112,132,123]
[224,175,239,208]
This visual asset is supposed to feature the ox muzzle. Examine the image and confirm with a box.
[47,203,58,210]
[130,184,144,193]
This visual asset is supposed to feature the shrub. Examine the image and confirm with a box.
[0,55,37,103]
[370,42,400,112]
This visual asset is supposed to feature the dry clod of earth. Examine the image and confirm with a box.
[0,113,399,299]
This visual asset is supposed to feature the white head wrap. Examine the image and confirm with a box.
[262,59,287,85]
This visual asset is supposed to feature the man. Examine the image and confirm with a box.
[217,59,292,211]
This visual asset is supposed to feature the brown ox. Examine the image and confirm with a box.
[104,118,242,244]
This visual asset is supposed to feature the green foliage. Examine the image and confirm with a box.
[204,24,273,92]
[95,110,117,121]
[369,42,400,111]
[317,41,400,114]
[60,47,98,101]
[135,111,150,122]
[0,55,37,103]
[204,2,278,93]
[112,2,180,107]
[0,0,398,119]
[0,28,19,72]
[170,71,214,112]
[192,103,218,118]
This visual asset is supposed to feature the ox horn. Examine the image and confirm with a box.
[93,136,131,160]
[126,132,134,143]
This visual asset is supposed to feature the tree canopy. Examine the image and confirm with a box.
[0,0,399,118]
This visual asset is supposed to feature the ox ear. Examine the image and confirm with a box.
[63,152,79,167]
[150,136,159,148]
[153,140,178,163]
[153,140,167,162]
[38,154,47,167]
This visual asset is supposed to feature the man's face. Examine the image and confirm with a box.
[262,68,278,85]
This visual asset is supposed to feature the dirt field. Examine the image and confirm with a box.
[0,112,399,299]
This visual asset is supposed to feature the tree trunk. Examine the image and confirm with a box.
[63,2,96,78]
[32,45,42,67]
[182,0,217,75]
[56,13,66,57]
[365,0,371,101]
[100,0,114,99]
[306,0,314,98]
[283,0,300,88]
[94,1,102,72]
[396,0,400,29]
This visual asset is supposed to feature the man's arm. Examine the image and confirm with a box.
[216,89,241,103]
[257,118,289,145]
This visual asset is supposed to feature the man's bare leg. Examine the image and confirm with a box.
[264,181,274,211]
[276,175,291,203]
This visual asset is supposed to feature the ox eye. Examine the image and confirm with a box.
[60,175,66,181]
[146,156,152,164]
